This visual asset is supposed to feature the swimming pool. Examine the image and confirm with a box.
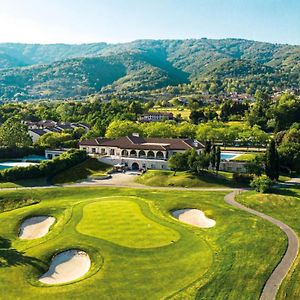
[0,161,37,170]
[221,152,241,161]
[22,155,46,162]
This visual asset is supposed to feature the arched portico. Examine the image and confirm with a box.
[156,151,164,160]
[121,149,128,157]
[147,151,155,159]
[130,150,137,158]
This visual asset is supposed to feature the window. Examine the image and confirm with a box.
[92,148,96,153]
[161,165,165,169]
[110,149,115,155]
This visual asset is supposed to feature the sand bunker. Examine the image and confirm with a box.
[39,250,91,284]
[19,216,55,240]
[172,209,216,228]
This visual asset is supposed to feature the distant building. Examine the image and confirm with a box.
[79,134,204,170]
[45,149,67,159]
[24,120,90,143]
[139,112,173,122]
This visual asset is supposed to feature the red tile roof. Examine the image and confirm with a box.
[79,135,204,151]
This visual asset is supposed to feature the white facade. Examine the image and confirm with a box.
[45,149,66,159]
[28,130,44,143]
[79,144,201,170]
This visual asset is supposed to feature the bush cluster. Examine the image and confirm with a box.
[232,173,254,184]
[0,146,44,159]
[250,176,273,193]
[0,149,88,182]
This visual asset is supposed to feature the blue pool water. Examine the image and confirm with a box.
[221,153,240,161]
[22,155,46,162]
[0,155,46,171]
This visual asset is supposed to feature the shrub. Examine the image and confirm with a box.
[0,146,44,159]
[250,176,273,193]
[232,173,254,184]
[0,149,88,182]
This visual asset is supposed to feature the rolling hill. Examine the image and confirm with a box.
[0,38,299,100]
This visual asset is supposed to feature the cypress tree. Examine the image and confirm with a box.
[205,140,212,154]
[211,145,216,169]
[216,146,221,174]
[265,139,279,180]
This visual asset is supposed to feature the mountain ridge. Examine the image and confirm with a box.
[0,38,299,100]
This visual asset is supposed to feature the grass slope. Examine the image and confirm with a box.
[136,170,240,188]
[237,187,300,299]
[0,186,286,299]
[53,158,112,184]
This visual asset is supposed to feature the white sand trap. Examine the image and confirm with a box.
[172,209,216,228]
[39,250,91,284]
[19,216,55,240]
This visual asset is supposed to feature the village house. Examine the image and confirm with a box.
[26,120,90,143]
[79,134,204,170]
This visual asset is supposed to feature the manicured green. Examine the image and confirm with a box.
[77,199,179,248]
[53,158,111,184]
[136,170,240,188]
[237,188,300,299]
[0,186,286,299]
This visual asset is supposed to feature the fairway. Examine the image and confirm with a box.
[0,186,287,299]
[237,187,300,300]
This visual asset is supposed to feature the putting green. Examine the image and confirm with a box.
[77,198,180,248]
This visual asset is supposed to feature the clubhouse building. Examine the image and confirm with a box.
[79,134,205,170]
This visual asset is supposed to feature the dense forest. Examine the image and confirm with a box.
[0,38,299,100]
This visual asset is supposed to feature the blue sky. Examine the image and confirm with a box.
[0,0,299,45]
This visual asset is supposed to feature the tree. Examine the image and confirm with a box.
[105,120,142,138]
[168,152,188,175]
[265,139,279,180]
[38,132,73,149]
[129,101,144,119]
[216,146,221,174]
[0,117,32,147]
[250,176,273,193]
[211,145,216,169]
[246,155,264,176]
[205,140,212,154]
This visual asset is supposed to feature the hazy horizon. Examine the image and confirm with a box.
[0,36,299,47]
[0,0,299,45]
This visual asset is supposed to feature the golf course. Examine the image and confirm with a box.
[0,186,288,299]
[237,186,300,300]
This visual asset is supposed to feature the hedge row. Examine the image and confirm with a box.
[0,149,88,182]
[0,146,45,159]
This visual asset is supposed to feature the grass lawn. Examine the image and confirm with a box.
[232,153,257,161]
[53,158,112,184]
[150,107,191,120]
[0,177,48,188]
[136,170,243,188]
[0,186,286,299]
[236,187,300,300]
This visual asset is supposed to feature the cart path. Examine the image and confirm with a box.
[225,190,299,300]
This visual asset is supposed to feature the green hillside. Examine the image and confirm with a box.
[0,38,299,100]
